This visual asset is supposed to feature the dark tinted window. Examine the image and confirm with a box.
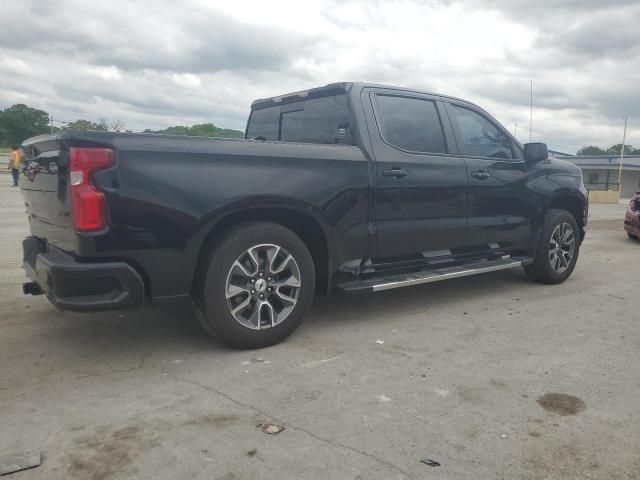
[375,95,447,154]
[246,107,279,141]
[246,94,354,145]
[449,105,513,159]
[280,110,304,142]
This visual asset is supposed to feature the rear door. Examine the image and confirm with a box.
[444,102,534,249]
[364,89,468,259]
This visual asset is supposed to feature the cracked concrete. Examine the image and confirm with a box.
[157,368,413,479]
[1,181,640,479]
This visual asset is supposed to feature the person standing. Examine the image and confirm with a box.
[7,145,20,187]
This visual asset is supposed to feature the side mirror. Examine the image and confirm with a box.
[524,142,548,164]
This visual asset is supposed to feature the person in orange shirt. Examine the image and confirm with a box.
[7,145,20,186]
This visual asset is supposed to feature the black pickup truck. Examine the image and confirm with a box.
[19,82,588,348]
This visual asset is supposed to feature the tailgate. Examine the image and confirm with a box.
[20,136,76,251]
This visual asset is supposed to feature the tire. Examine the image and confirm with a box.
[195,222,315,349]
[628,233,638,240]
[523,209,580,284]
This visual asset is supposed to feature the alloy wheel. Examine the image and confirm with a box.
[548,222,575,274]
[225,244,301,329]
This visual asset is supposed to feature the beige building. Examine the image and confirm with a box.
[551,153,640,198]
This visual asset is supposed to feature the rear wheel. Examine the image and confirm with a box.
[628,232,638,240]
[524,209,580,284]
[196,222,315,348]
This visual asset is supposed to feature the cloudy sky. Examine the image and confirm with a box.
[1,0,639,153]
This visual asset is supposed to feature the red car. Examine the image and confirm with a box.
[624,193,640,239]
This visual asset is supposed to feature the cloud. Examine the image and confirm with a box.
[0,0,316,74]
[0,0,639,153]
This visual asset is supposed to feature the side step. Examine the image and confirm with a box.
[337,256,532,294]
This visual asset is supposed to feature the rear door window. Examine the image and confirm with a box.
[246,94,355,145]
[448,104,513,159]
[374,95,447,154]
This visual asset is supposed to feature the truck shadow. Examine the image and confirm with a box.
[306,268,534,327]
[42,267,537,355]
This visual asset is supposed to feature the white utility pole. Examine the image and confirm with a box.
[514,123,518,138]
[529,80,533,143]
[617,116,628,192]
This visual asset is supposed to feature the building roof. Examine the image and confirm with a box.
[549,149,574,157]
[558,154,640,171]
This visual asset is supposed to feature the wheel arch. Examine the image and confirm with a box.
[547,192,587,242]
[191,202,335,298]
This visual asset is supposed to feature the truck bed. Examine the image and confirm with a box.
[20,132,370,298]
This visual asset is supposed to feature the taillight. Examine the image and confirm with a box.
[69,147,114,232]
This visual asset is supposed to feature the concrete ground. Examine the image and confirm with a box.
[1,181,639,480]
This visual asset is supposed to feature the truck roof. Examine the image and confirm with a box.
[250,82,477,110]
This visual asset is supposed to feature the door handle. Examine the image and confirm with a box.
[471,170,490,180]
[383,168,409,179]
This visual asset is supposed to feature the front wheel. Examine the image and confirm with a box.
[196,222,316,349]
[524,209,580,284]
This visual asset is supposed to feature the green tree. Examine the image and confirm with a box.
[606,144,635,156]
[0,104,50,145]
[152,123,243,138]
[576,145,607,156]
[65,118,124,132]
[65,119,108,131]
[0,102,241,145]
[576,144,640,156]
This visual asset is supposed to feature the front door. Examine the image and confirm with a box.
[366,90,468,259]
[444,102,535,249]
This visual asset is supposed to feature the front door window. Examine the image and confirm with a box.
[449,105,513,159]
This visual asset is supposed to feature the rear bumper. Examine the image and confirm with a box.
[22,237,145,312]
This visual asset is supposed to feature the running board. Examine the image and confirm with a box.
[337,256,532,294]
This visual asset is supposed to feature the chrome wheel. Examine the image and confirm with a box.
[549,222,575,274]
[225,244,301,330]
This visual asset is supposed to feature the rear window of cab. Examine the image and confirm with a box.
[246,94,355,146]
